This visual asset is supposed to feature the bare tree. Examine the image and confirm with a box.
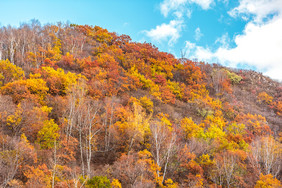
[248,136,281,178]
[210,151,241,188]
[150,120,177,184]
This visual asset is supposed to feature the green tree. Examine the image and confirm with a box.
[37,119,59,149]
[86,176,111,188]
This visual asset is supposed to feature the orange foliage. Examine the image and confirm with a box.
[257,92,273,105]
[235,113,272,139]
[255,174,281,188]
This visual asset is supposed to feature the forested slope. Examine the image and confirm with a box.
[0,22,281,187]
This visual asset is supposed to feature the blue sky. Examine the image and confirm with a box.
[1,0,282,81]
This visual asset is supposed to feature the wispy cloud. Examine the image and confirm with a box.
[160,0,214,17]
[160,0,188,17]
[190,0,214,10]
[194,27,203,41]
[215,33,231,48]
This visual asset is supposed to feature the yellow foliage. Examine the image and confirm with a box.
[167,80,184,99]
[25,78,49,101]
[40,66,85,95]
[129,102,151,137]
[149,57,174,79]
[151,84,162,101]
[37,119,60,149]
[204,96,222,111]
[226,70,242,84]
[6,103,22,127]
[139,96,154,113]
[163,178,178,188]
[129,66,154,89]
[227,123,246,135]
[255,173,281,188]
[181,117,203,139]
[218,137,248,152]
[27,52,38,67]
[29,73,41,79]
[0,73,4,83]
[116,102,152,149]
[45,26,62,61]
[205,125,225,139]
[138,149,162,186]
[129,96,153,113]
[1,77,49,103]
[257,92,273,105]
[0,59,24,86]
[138,149,153,158]
[157,113,173,131]
[39,106,53,114]
[129,67,171,103]
[198,154,213,168]
[199,116,226,140]
[111,179,122,188]
[204,115,226,129]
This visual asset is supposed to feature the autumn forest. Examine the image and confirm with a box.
[0,21,281,187]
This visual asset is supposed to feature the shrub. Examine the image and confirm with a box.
[86,176,111,188]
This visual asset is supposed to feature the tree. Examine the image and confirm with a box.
[1,77,49,104]
[235,113,272,138]
[257,92,273,105]
[86,176,111,188]
[176,144,205,187]
[111,150,157,187]
[209,151,246,188]
[24,164,51,188]
[248,136,281,178]
[226,70,242,84]
[255,173,281,188]
[37,66,84,95]
[0,133,37,187]
[0,59,24,86]
[69,97,101,177]
[181,117,203,140]
[149,115,177,185]
[115,101,151,153]
[37,119,60,149]
[211,69,232,95]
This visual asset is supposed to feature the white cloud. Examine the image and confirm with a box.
[147,0,213,47]
[145,19,184,45]
[184,41,196,56]
[229,0,282,22]
[190,0,214,10]
[183,0,282,81]
[160,0,187,17]
[160,0,214,17]
[194,27,203,41]
[173,7,186,18]
[185,16,282,81]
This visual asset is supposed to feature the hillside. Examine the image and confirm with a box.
[0,22,281,187]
